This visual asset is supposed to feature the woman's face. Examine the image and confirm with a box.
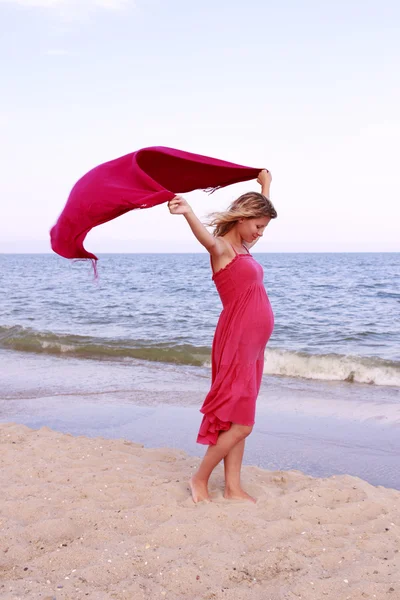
[237,216,271,244]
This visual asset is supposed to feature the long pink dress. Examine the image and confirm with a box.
[197,245,274,445]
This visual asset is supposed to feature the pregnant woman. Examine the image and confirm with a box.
[168,169,277,503]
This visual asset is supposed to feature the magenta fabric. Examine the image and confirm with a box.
[197,246,274,445]
[50,146,261,262]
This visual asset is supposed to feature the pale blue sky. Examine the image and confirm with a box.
[1,0,399,252]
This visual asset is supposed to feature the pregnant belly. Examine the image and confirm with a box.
[215,289,274,366]
[249,298,274,339]
[239,295,274,359]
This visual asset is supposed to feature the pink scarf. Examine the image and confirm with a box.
[50,146,261,265]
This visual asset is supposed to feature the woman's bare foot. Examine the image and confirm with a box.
[223,487,257,503]
[189,476,211,503]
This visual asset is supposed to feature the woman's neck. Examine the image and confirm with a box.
[223,231,243,249]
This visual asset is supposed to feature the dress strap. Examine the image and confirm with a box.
[230,243,250,255]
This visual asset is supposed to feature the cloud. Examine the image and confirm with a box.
[0,0,130,11]
[0,0,131,21]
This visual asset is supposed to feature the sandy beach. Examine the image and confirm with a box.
[1,423,399,600]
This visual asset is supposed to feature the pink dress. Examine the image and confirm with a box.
[197,245,274,445]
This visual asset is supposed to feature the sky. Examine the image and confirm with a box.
[0,0,399,253]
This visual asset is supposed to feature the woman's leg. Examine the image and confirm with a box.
[190,424,253,502]
[223,439,256,502]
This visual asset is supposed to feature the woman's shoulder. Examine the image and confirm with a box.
[212,236,232,254]
[209,237,236,270]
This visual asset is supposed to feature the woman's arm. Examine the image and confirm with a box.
[257,169,272,199]
[244,238,260,250]
[244,169,272,250]
[168,195,224,255]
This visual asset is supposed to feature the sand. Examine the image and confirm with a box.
[1,423,399,600]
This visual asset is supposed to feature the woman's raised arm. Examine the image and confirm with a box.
[168,195,224,255]
[257,169,272,199]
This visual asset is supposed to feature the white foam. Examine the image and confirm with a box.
[263,348,400,387]
[41,341,75,353]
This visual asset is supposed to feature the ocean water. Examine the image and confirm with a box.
[0,252,399,387]
[1,252,399,488]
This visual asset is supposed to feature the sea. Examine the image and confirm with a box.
[1,252,399,489]
[1,252,399,384]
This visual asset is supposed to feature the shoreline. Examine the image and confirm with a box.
[1,349,400,423]
[1,398,400,492]
[1,422,400,600]
[1,349,400,492]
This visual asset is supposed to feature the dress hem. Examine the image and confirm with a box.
[197,410,255,446]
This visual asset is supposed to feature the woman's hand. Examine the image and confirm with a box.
[168,195,193,216]
[257,169,272,187]
[169,195,217,252]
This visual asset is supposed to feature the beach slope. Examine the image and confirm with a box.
[1,423,399,600]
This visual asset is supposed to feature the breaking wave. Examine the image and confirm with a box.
[1,325,399,387]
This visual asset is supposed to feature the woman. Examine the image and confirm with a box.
[168,170,277,503]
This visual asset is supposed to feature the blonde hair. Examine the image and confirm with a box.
[206,192,277,237]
